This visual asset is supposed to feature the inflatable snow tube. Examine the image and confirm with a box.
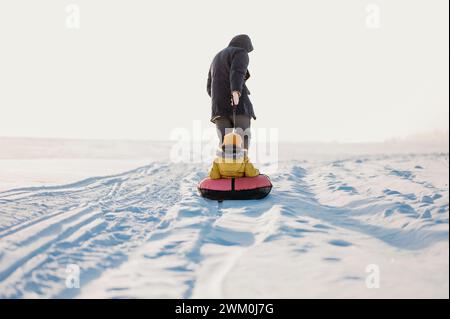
[198,174,272,200]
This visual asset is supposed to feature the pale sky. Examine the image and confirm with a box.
[0,0,448,142]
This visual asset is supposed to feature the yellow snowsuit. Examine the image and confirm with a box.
[209,152,259,179]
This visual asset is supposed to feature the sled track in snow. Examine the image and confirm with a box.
[0,163,198,297]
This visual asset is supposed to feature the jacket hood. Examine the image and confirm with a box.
[229,34,253,53]
[216,147,247,162]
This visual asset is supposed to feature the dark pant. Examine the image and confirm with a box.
[215,115,251,149]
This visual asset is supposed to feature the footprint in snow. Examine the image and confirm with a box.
[336,185,357,194]
[328,239,352,247]
[288,166,307,180]
[384,203,419,218]
[331,161,344,167]
[421,210,432,219]
[421,195,434,204]
[342,276,363,281]
[383,189,416,200]
[383,189,401,196]
[432,193,442,200]
[389,169,414,180]
[323,257,341,262]
[438,204,449,214]
[313,224,333,230]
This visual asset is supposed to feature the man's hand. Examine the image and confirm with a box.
[231,91,240,107]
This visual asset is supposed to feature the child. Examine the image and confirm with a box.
[209,132,259,179]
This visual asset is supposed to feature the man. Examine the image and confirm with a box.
[207,34,256,150]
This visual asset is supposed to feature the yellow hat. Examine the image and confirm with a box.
[222,132,243,147]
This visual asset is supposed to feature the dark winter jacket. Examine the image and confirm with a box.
[207,35,256,122]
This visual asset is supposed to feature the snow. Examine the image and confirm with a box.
[0,138,448,298]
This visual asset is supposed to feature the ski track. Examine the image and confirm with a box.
[0,154,448,298]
